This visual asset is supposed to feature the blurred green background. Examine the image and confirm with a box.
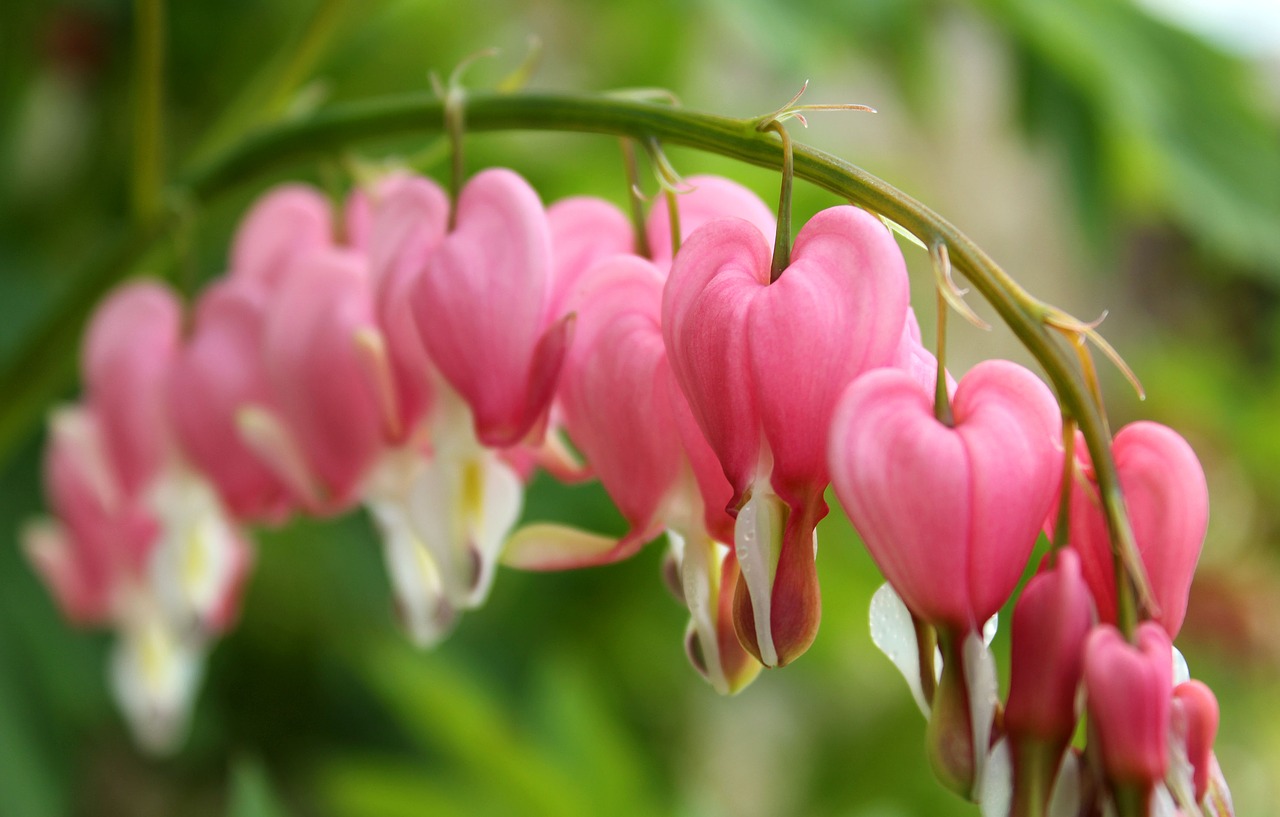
[2,0,1279,814]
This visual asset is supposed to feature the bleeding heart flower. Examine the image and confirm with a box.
[366,173,450,439]
[1065,421,1208,639]
[168,280,296,522]
[664,206,910,667]
[829,359,1062,633]
[1084,622,1173,799]
[1004,549,1096,816]
[411,168,571,448]
[261,248,385,513]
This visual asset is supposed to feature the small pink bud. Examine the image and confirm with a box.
[828,360,1062,632]
[1084,622,1172,790]
[1067,422,1208,638]
[1006,549,1095,747]
[1172,680,1219,803]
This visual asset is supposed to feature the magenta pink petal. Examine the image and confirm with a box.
[368,174,450,437]
[747,206,909,503]
[412,168,559,447]
[547,195,634,318]
[559,255,679,536]
[829,360,1061,631]
[262,249,384,512]
[662,218,768,506]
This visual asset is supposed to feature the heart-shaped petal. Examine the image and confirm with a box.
[1067,421,1208,638]
[558,255,682,547]
[262,249,384,512]
[747,206,909,504]
[412,168,561,447]
[829,360,1061,631]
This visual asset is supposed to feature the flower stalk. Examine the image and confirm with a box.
[0,91,1145,604]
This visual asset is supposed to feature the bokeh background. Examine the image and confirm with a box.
[2,1,1279,815]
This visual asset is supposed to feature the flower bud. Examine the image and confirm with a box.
[1006,549,1094,747]
[1172,679,1219,803]
[1084,622,1172,794]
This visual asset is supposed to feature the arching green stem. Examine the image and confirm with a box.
[0,92,1146,608]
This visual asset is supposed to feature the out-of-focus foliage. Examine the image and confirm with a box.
[1,0,1279,815]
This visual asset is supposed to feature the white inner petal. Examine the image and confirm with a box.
[964,630,999,800]
[146,470,242,629]
[868,582,930,717]
[978,738,1011,817]
[109,612,204,755]
[678,530,730,694]
[733,484,784,668]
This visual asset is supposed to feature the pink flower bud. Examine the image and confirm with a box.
[1172,680,1219,803]
[1084,622,1172,789]
[828,360,1062,632]
[1067,422,1208,638]
[1006,549,1095,747]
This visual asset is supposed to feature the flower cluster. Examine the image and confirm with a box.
[24,163,1232,816]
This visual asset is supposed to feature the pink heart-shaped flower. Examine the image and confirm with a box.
[829,359,1062,631]
[411,168,570,448]
[1067,421,1208,638]
[664,206,909,509]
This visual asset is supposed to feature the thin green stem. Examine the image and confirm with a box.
[619,139,652,259]
[0,92,1141,589]
[1051,415,1076,552]
[764,121,793,282]
[131,0,165,225]
[664,187,681,258]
